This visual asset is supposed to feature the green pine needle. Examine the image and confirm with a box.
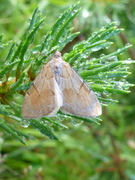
[0,4,134,143]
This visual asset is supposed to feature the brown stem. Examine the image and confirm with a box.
[119,32,135,60]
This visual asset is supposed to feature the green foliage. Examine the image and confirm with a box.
[0,3,134,143]
[0,1,135,180]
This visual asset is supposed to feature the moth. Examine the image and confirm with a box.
[22,51,102,119]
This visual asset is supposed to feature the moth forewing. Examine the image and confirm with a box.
[22,58,63,119]
[59,61,102,117]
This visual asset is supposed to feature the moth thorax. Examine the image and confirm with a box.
[54,64,62,75]
[53,64,62,85]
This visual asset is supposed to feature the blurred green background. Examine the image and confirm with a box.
[0,0,135,180]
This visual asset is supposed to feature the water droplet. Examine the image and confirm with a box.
[125,43,131,47]
[91,32,98,38]
[91,46,101,52]
[107,56,118,61]
[27,18,31,25]
[0,75,6,83]
[117,49,121,53]
[100,54,105,58]
[71,118,82,127]
[20,120,30,128]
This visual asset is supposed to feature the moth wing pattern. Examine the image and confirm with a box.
[22,62,62,119]
[22,51,102,119]
[60,61,102,117]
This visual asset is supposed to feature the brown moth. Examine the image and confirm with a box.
[22,51,102,119]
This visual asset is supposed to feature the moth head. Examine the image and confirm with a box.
[53,51,61,58]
